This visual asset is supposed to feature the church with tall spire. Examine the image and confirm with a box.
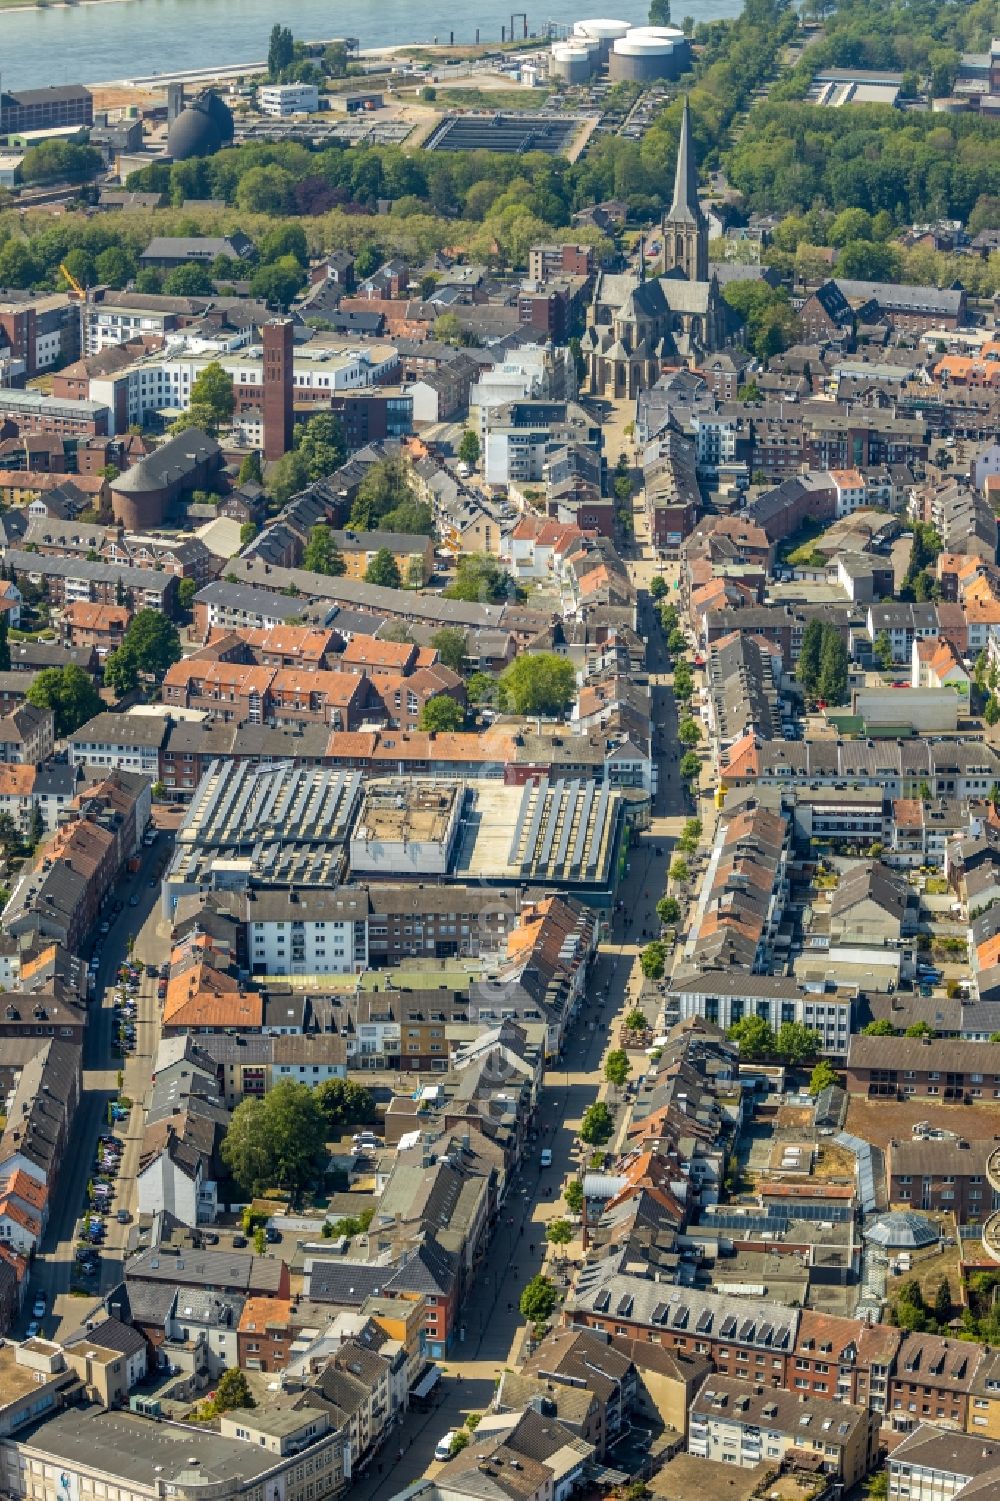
[581,97,744,398]
[659,98,709,281]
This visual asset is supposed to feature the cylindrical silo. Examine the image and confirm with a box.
[572,17,630,65]
[551,42,593,82]
[610,25,688,81]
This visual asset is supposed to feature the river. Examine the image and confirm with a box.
[0,0,744,91]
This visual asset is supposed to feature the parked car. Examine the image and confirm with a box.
[540,1148,553,1168]
[32,1293,46,1319]
[435,1433,458,1462]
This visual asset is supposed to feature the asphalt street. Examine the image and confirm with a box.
[26,824,174,1341]
[349,507,690,1501]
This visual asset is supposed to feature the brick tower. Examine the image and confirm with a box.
[262,317,294,462]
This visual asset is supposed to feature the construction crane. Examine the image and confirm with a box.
[60,261,91,357]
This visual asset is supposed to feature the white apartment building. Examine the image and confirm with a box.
[90,341,399,433]
[248,891,369,976]
[665,974,855,1057]
[888,1425,1000,1501]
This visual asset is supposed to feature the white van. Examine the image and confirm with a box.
[435,1431,457,1462]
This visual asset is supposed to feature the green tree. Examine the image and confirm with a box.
[624,1008,648,1034]
[94,246,137,288]
[837,240,902,281]
[673,662,693,701]
[163,262,214,297]
[874,630,894,671]
[268,23,295,80]
[28,803,44,850]
[728,1014,775,1060]
[546,1218,573,1249]
[419,696,464,733]
[27,665,102,737]
[640,941,666,980]
[679,750,701,781]
[444,554,514,604]
[238,450,263,486]
[170,404,220,437]
[906,1022,935,1038]
[656,895,681,925]
[519,1274,557,1323]
[458,430,481,469]
[986,696,1000,727]
[669,857,690,884]
[864,1474,889,1501]
[564,1179,584,1216]
[818,630,848,705]
[933,1278,953,1325]
[678,716,701,747]
[579,1101,614,1146]
[862,1019,896,1036]
[221,1081,327,1196]
[249,254,306,305]
[604,1049,631,1091]
[649,576,667,601]
[21,140,100,185]
[365,548,401,588]
[267,449,310,506]
[303,524,346,577]
[466,671,497,706]
[648,0,670,21]
[239,523,258,549]
[314,1078,376,1134]
[103,645,140,697]
[775,1021,822,1065]
[498,653,577,717]
[667,628,687,656]
[214,1367,256,1412]
[798,618,824,698]
[809,1059,840,1096]
[350,456,414,530]
[430,628,468,674]
[190,361,234,429]
[258,223,308,267]
[177,577,198,613]
[117,610,181,678]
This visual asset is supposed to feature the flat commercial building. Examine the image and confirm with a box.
[0,1404,348,1501]
[451,776,626,906]
[164,759,364,909]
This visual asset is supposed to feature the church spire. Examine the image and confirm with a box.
[660,95,708,282]
[668,96,701,225]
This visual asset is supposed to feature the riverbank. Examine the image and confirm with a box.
[0,0,738,92]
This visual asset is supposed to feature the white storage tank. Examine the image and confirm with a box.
[610,24,690,81]
[573,17,630,64]
[551,42,594,83]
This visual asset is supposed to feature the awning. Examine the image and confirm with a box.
[411,1365,441,1400]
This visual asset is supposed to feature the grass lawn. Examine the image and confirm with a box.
[430,86,554,109]
[778,513,826,565]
